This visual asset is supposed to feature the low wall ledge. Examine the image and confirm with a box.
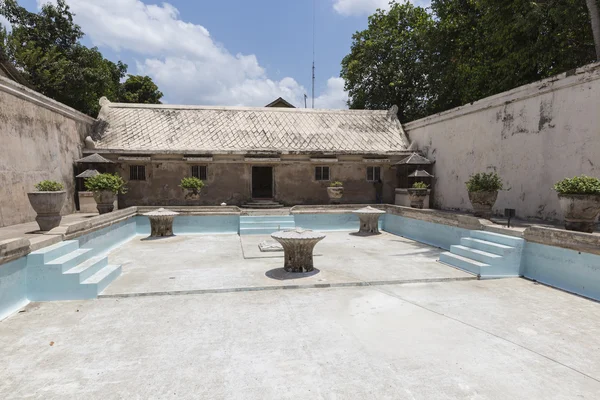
[524,226,600,255]
[0,238,30,265]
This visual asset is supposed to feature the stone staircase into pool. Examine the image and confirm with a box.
[27,240,122,301]
[239,215,296,235]
[439,231,524,279]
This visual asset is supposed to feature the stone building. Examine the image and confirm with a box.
[85,98,412,207]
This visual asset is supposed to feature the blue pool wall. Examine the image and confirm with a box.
[294,213,382,232]
[77,217,138,256]
[0,257,28,321]
[135,215,239,235]
[522,242,600,300]
[383,213,470,250]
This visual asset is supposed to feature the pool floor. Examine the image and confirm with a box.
[101,231,473,296]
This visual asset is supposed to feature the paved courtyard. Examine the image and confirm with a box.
[1,232,600,399]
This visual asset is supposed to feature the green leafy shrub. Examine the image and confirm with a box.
[412,182,429,189]
[180,177,205,191]
[553,176,600,195]
[329,181,343,187]
[35,180,64,191]
[466,172,503,192]
[84,173,127,194]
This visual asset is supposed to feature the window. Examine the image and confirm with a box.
[191,165,208,180]
[367,166,381,182]
[129,165,146,181]
[315,166,330,181]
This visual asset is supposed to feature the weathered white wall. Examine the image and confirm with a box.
[0,77,95,227]
[404,62,600,221]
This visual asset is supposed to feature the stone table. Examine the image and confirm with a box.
[271,228,326,273]
[144,208,179,237]
[352,206,386,235]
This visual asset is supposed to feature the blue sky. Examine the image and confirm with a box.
[1,0,430,108]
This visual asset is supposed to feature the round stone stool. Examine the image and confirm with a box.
[352,206,386,235]
[271,228,326,273]
[144,208,179,237]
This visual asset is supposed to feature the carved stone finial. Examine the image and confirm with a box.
[99,96,111,107]
[387,105,399,119]
[84,136,96,149]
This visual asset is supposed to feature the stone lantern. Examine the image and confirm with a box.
[394,153,434,208]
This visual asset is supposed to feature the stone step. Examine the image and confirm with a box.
[439,252,489,276]
[28,240,79,264]
[241,202,284,209]
[460,237,513,256]
[83,264,122,294]
[450,245,503,265]
[46,248,94,272]
[471,231,524,247]
[240,227,294,235]
[64,255,109,283]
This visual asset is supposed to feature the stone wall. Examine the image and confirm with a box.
[404,62,600,221]
[0,77,94,227]
[103,154,400,207]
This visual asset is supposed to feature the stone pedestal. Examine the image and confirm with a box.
[144,208,179,237]
[271,229,326,273]
[352,206,386,235]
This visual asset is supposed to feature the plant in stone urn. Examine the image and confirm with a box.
[85,173,127,214]
[180,177,205,200]
[27,180,66,231]
[407,182,429,209]
[466,172,504,218]
[553,175,600,233]
[327,181,344,204]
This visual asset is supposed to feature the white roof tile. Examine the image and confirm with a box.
[93,103,410,155]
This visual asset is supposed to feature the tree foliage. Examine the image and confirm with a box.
[0,0,162,116]
[341,0,597,121]
[119,75,163,104]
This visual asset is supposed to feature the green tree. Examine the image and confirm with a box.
[0,0,162,116]
[341,2,434,122]
[341,0,597,122]
[119,75,163,104]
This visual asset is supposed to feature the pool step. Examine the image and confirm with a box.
[27,241,122,301]
[27,240,79,264]
[240,215,296,235]
[439,252,489,276]
[440,230,524,278]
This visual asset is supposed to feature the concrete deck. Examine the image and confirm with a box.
[0,212,98,248]
[1,278,600,399]
[102,232,473,296]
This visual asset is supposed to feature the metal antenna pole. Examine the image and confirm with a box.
[312,0,315,108]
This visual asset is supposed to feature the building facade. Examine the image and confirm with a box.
[87,99,411,207]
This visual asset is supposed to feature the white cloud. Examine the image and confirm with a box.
[37,0,348,109]
[333,0,431,16]
[314,78,348,109]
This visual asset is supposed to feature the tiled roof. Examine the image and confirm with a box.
[75,153,114,164]
[92,102,410,155]
[396,152,433,165]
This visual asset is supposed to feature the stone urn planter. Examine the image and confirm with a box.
[93,190,117,214]
[407,188,428,209]
[27,191,67,231]
[558,194,600,233]
[327,182,344,204]
[184,189,201,201]
[468,191,498,218]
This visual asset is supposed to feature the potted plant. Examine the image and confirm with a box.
[553,175,600,233]
[466,172,504,218]
[27,180,66,231]
[180,177,205,200]
[407,182,429,209]
[85,173,127,214]
[327,181,344,204]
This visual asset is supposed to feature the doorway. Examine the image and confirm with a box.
[252,166,273,198]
